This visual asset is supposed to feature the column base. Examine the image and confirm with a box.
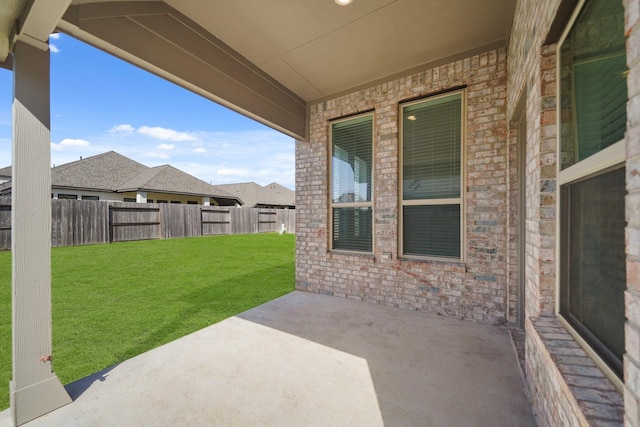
[10,376,71,426]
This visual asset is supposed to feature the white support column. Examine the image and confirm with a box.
[203,196,210,206]
[10,41,71,426]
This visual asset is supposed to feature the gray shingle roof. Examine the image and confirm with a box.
[0,151,242,204]
[0,166,11,179]
[216,182,294,208]
[117,164,238,199]
[0,151,147,190]
[52,151,148,191]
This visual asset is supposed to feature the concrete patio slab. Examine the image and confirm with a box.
[1,291,535,426]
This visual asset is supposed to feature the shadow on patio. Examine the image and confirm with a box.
[1,291,535,426]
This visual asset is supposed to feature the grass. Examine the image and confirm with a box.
[0,233,295,411]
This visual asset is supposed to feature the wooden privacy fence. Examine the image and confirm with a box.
[0,197,295,249]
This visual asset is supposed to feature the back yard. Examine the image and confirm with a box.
[0,233,295,410]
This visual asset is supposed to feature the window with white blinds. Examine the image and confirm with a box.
[330,114,373,252]
[400,91,463,259]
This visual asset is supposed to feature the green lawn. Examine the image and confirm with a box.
[0,233,295,410]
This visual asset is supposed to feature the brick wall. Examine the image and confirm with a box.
[526,317,624,426]
[508,0,561,322]
[507,122,520,325]
[297,0,638,423]
[625,0,640,425]
[506,0,560,120]
[296,48,509,323]
[507,0,633,425]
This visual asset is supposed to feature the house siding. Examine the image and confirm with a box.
[120,191,211,205]
[52,189,122,201]
[296,47,509,323]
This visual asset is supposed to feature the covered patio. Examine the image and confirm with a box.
[0,1,524,424]
[2,0,638,425]
[0,291,534,426]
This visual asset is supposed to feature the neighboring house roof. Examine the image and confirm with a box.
[0,151,242,204]
[0,165,11,180]
[217,182,295,208]
[117,164,235,199]
[53,151,148,191]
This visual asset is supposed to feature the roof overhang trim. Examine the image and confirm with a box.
[58,2,307,140]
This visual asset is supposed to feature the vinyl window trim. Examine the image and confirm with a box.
[554,0,626,391]
[328,112,375,253]
[399,89,466,262]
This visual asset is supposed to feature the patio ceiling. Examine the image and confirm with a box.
[1,0,515,138]
[166,0,515,101]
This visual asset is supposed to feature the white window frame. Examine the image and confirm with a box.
[399,89,466,262]
[555,0,626,391]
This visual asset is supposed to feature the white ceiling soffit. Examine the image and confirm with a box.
[0,0,25,61]
[0,0,72,64]
[166,0,515,101]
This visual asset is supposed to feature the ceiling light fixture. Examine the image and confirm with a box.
[335,0,354,5]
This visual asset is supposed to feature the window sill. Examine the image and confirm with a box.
[528,316,623,425]
[397,256,465,267]
[327,250,375,261]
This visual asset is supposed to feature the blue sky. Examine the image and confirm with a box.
[0,34,295,189]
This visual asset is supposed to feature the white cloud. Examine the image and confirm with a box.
[43,128,294,188]
[109,124,135,134]
[0,137,10,167]
[49,33,60,53]
[138,126,197,142]
[273,152,295,163]
[146,152,170,160]
[51,138,90,151]
[217,167,252,177]
[179,130,295,187]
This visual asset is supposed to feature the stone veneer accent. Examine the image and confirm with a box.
[296,47,508,323]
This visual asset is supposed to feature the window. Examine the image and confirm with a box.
[81,195,99,201]
[330,114,373,252]
[558,0,627,380]
[123,197,136,202]
[400,90,463,260]
[187,201,197,205]
[57,194,78,200]
[156,200,168,204]
[171,201,181,204]
[147,199,154,203]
